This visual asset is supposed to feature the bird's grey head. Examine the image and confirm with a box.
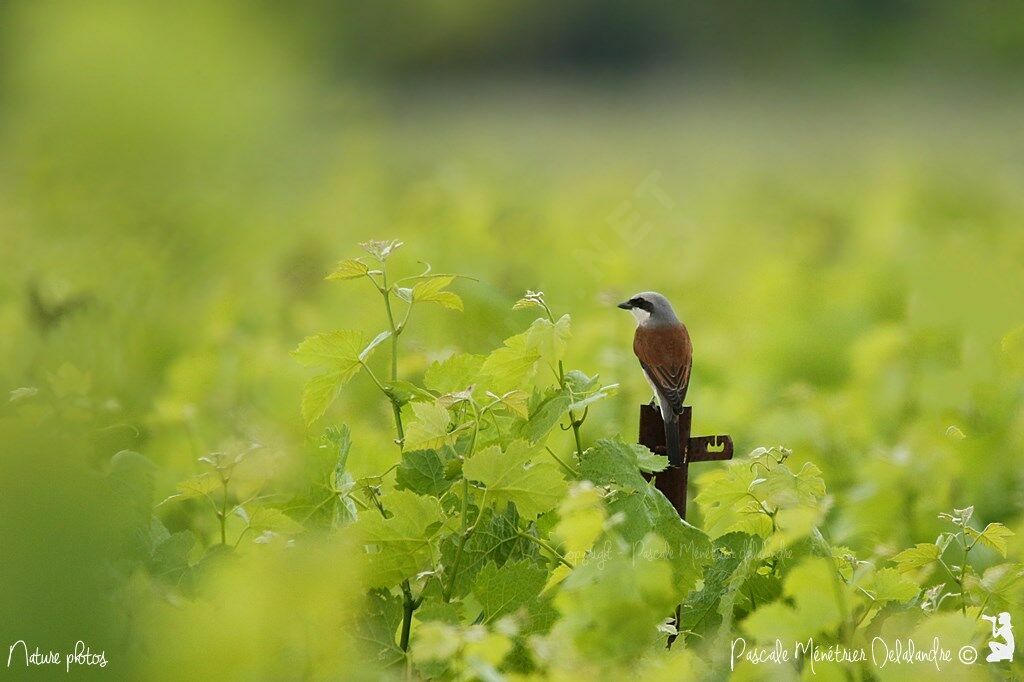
[617,291,679,327]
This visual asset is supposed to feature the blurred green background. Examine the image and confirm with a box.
[3,0,1024,677]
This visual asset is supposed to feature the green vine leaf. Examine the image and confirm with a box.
[473,559,547,623]
[552,483,606,555]
[553,534,679,663]
[757,461,826,509]
[568,383,619,412]
[743,557,842,642]
[149,531,196,582]
[863,567,919,603]
[292,330,366,369]
[463,440,567,518]
[439,504,536,599]
[487,390,530,419]
[424,354,485,394]
[695,462,772,539]
[415,598,465,625]
[412,276,463,311]
[644,488,713,593]
[353,491,444,588]
[300,371,347,426]
[966,562,1024,611]
[892,543,941,572]
[172,472,221,501]
[357,590,404,668]
[580,438,649,492]
[680,533,763,638]
[525,314,571,366]
[635,448,669,474]
[404,402,453,450]
[967,522,1014,557]
[325,258,371,281]
[246,506,306,536]
[293,331,377,425]
[326,426,358,527]
[517,388,571,444]
[480,331,541,392]
[396,447,456,497]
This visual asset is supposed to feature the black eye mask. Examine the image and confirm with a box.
[631,298,654,312]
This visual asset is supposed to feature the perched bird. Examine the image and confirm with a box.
[618,292,692,466]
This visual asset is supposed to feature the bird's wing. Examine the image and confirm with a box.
[634,325,692,416]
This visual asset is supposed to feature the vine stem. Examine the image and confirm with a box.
[368,262,407,446]
[977,593,992,620]
[559,359,586,459]
[959,525,969,615]
[517,530,574,569]
[219,475,229,545]
[853,595,877,630]
[366,466,419,655]
[361,361,405,445]
[399,581,421,653]
[373,260,420,654]
[539,300,586,460]
[381,269,401,382]
[544,446,580,477]
[937,557,958,582]
[441,401,497,602]
[443,478,471,603]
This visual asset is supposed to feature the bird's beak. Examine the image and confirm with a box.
[617,301,633,310]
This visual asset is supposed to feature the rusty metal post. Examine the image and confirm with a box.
[638,404,734,520]
[640,405,692,518]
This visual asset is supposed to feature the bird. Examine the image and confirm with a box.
[618,291,692,466]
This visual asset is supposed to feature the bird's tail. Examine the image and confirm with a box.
[663,413,683,466]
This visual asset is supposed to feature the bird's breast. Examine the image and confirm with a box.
[633,323,691,357]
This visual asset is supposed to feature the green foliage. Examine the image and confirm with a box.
[282,269,735,674]
[967,522,1013,557]
[553,483,606,555]
[409,275,464,311]
[580,437,651,491]
[18,223,1022,679]
[892,543,941,572]
[744,557,842,641]
[680,532,765,638]
[403,402,453,450]
[695,446,827,553]
[9,7,1024,678]
[549,534,681,664]
[865,567,919,602]
[516,388,571,444]
[480,330,541,393]
[327,425,359,526]
[292,331,375,425]
[293,242,466,427]
[354,490,445,589]
[463,440,568,519]
[438,505,537,599]
[395,446,457,497]
[424,354,486,394]
[473,559,547,622]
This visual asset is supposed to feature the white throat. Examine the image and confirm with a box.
[630,308,652,326]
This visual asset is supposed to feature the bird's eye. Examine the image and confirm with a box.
[630,297,642,306]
